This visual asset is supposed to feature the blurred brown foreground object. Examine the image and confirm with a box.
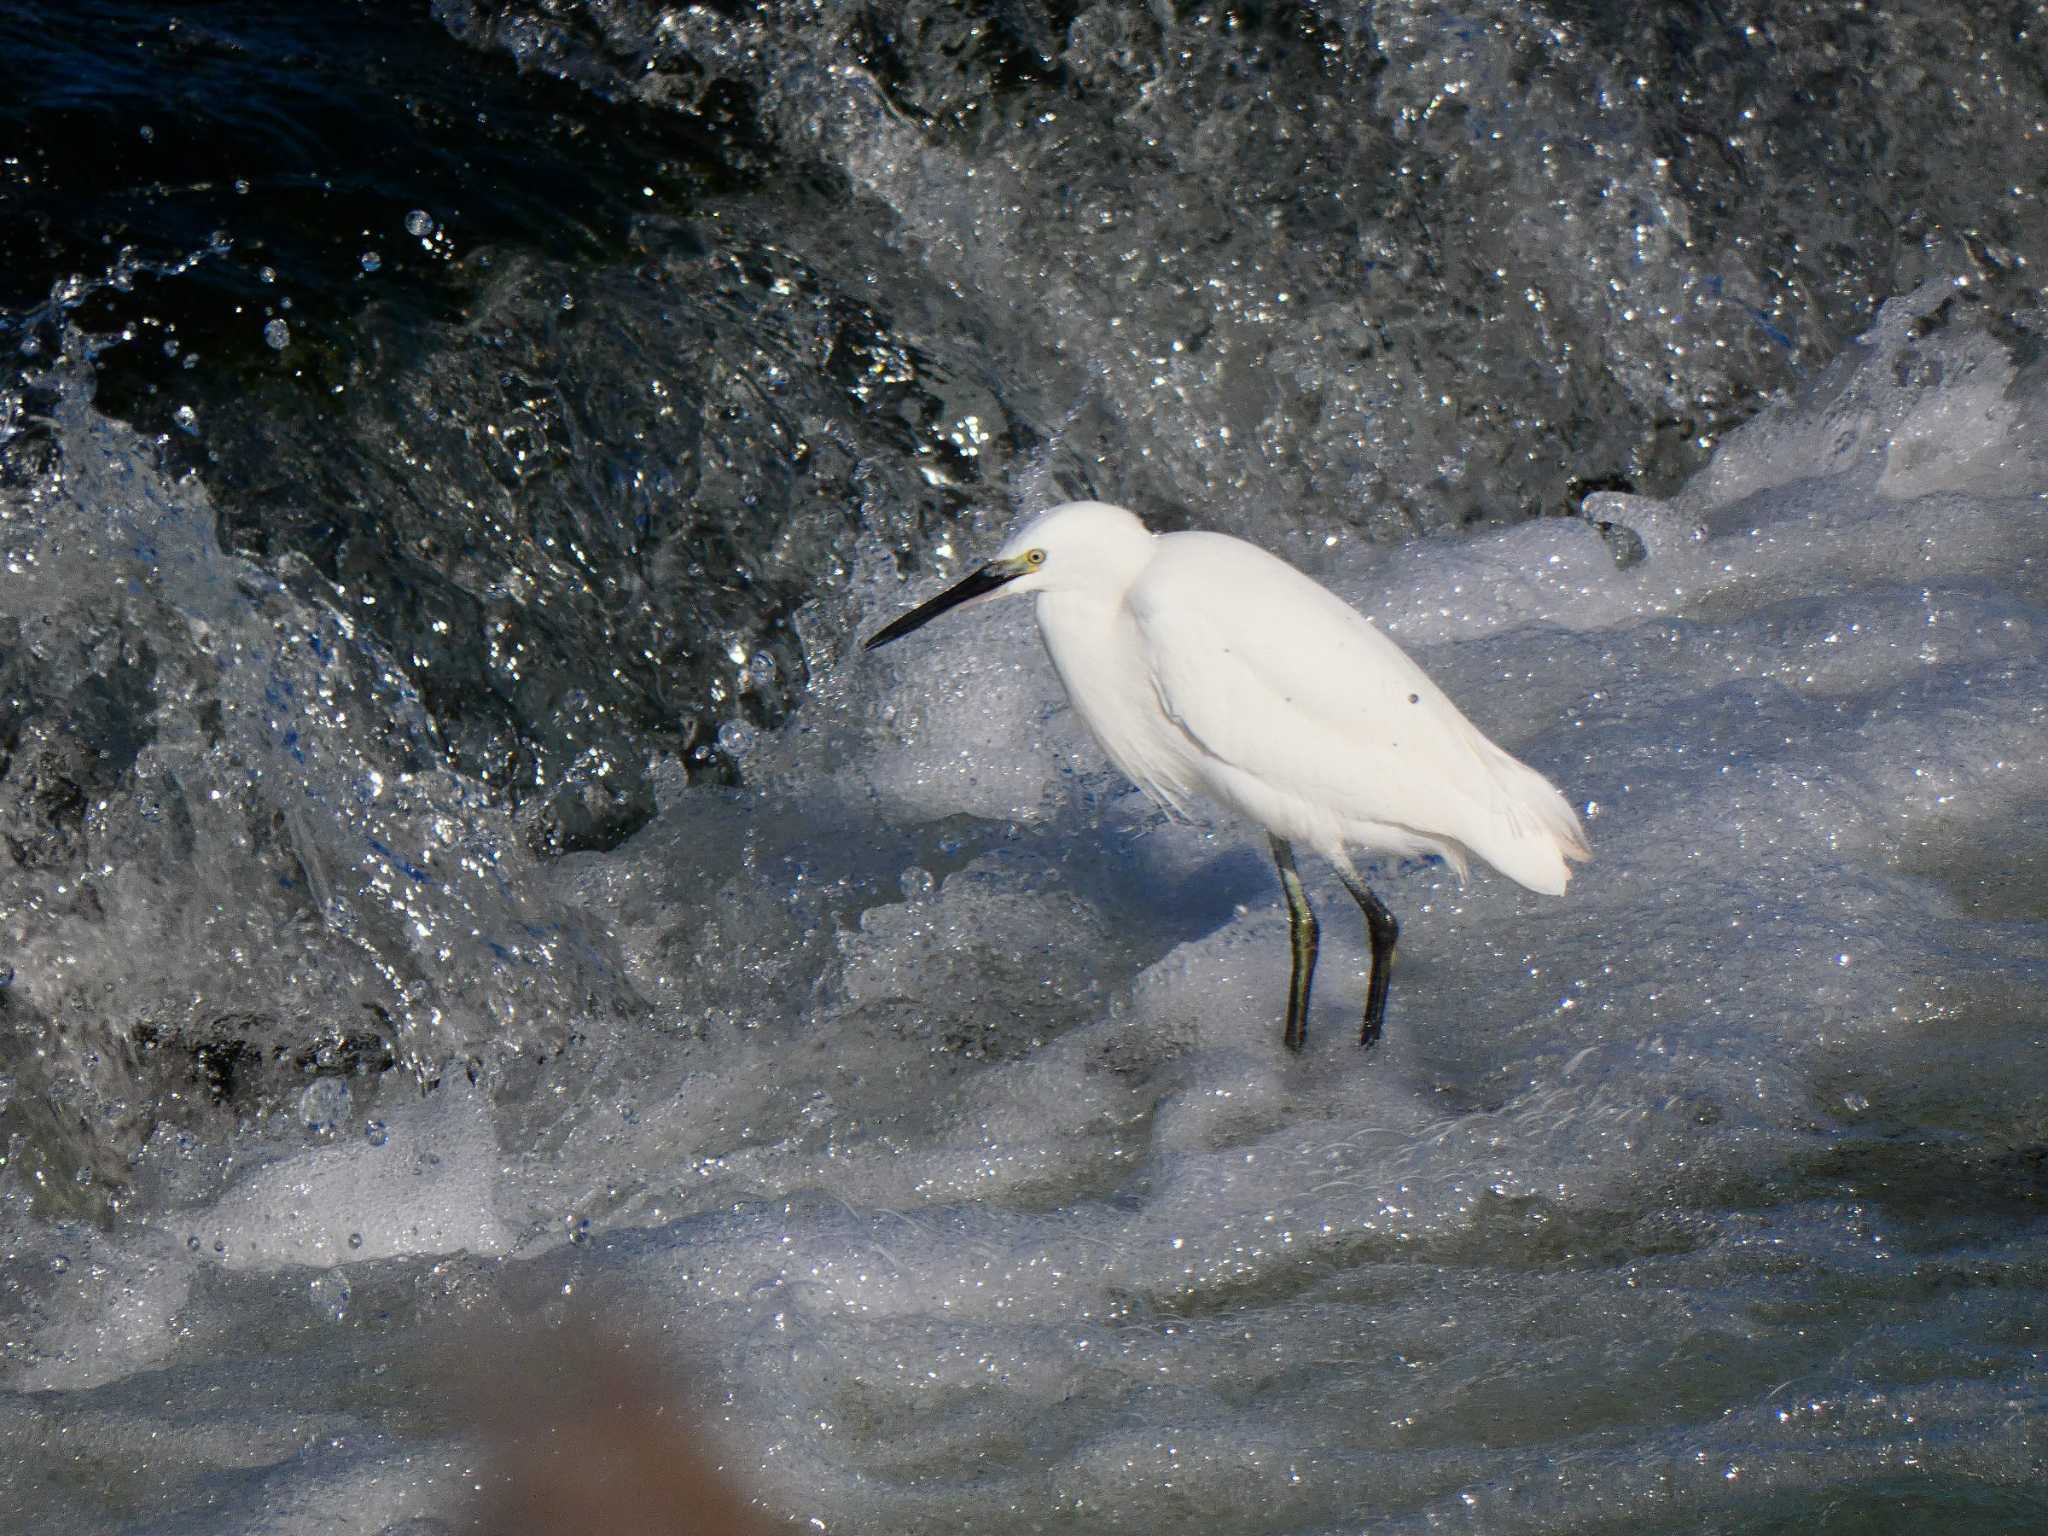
[467,1325,778,1536]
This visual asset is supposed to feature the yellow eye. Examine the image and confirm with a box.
[1026,548,1046,566]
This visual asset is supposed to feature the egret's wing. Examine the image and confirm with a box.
[1127,534,1586,891]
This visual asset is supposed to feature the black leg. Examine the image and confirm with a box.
[1270,836,1318,1052]
[1339,874,1400,1049]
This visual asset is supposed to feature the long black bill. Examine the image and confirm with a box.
[864,562,1020,650]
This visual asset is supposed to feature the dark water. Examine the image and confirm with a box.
[1,3,2046,1531]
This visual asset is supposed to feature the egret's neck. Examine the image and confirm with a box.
[1031,586,1198,817]
[1034,589,1142,747]
[1026,523,1163,788]
[1034,581,1108,644]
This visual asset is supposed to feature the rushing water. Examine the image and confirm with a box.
[2,2,2046,1531]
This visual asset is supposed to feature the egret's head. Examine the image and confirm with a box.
[864,501,1154,650]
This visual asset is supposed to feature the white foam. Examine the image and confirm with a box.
[200,1079,512,1271]
[11,1230,194,1393]
[8,287,2047,1534]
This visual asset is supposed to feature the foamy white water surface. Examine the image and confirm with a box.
[1,283,2043,1531]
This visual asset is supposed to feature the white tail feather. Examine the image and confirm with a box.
[1464,746,1590,895]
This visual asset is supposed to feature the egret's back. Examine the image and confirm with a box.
[1124,532,1589,892]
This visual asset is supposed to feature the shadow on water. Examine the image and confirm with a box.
[1651,1481,2048,1536]
[1896,798,2048,924]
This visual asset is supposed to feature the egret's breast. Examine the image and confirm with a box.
[1034,592,1201,815]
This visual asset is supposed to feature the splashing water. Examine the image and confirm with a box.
[1,2,2046,1532]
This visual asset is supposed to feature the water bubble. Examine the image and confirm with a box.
[360,251,382,273]
[558,291,576,312]
[748,650,779,683]
[73,1166,92,1185]
[348,1231,364,1249]
[0,964,13,989]
[50,1255,70,1274]
[172,404,199,435]
[257,266,277,284]
[299,1077,350,1133]
[187,1235,200,1251]
[567,1216,591,1246]
[900,865,934,901]
[717,719,757,757]
[233,178,250,195]
[404,210,434,238]
[308,1271,351,1323]
[363,1119,389,1147]
[263,318,290,350]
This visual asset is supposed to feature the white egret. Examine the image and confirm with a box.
[866,501,1589,1053]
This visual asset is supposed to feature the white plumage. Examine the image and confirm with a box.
[866,499,1589,1054]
